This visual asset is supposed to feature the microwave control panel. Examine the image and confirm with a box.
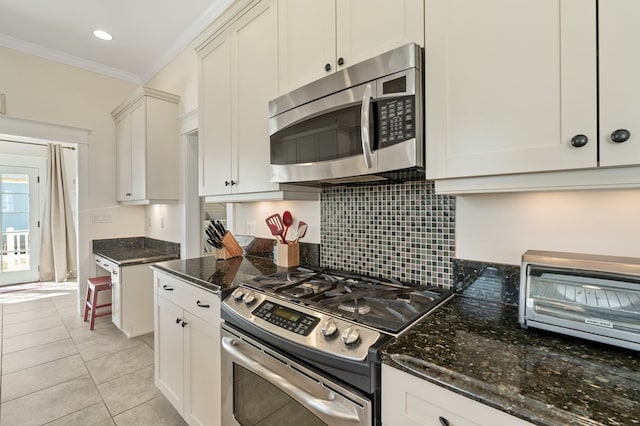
[378,96,414,147]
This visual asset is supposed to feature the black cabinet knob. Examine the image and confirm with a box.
[610,129,631,143]
[337,57,344,66]
[175,317,181,324]
[230,180,236,186]
[181,321,188,328]
[570,134,589,148]
[125,192,132,196]
[324,63,331,72]
[439,416,450,426]
[224,180,230,186]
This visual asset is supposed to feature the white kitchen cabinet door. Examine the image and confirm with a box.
[115,104,134,202]
[278,0,336,93]
[155,295,185,414]
[381,365,533,426]
[425,0,597,179]
[112,87,179,204]
[199,34,233,197]
[183,310,221,426]
[231,0,280,194]
[599,1,640,167]
[336,0,424,71]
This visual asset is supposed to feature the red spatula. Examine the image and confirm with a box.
[265,213,287,243]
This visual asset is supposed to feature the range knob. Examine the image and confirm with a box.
[231,288,245,301]
[320,319,338,338]
[341,326,360,346]
[242,290,256,305]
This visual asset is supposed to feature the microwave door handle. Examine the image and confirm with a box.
[360,83,374,169]
[222,337,361,423]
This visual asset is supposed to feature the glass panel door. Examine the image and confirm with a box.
[0,166,40,286]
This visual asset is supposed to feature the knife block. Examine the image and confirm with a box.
[276,242,299,267]
[216,232,244,260]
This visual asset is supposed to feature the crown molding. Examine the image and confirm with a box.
[0,34,141,84]
[140,0,232,83]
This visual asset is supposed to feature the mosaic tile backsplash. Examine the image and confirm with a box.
[321,180,455,288]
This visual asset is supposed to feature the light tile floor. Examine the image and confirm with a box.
[0,281,187,426]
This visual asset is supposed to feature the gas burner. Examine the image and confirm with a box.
[280,278,337,299]
[338,301,372,315]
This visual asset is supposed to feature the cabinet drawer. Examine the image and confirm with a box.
[382,365,533,426]
[155,272,220,326]
[95,255,117,274]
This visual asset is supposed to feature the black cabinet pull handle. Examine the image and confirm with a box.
[337,57,344,66]
[325,63,331,72]
[196,300,210,308]
[181,321,188,327]
[225,180,230,186]
[230,180,236,186]
[439,416,450,426]
[176,317,181,324]
[163,285,174,291]
[570,134,588,148]
[125,192,132,196]
[610,129,631,143]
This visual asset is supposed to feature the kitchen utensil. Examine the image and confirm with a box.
[205,227,216,241]
[265,213,287,243]
[282,211,293,241]
[213,220,226,236]
[293,221,308,243]
[207,238,222,249]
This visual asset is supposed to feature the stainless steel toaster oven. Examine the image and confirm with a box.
[519,250,640,351]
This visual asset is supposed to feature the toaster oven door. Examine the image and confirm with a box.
[523,266,640,350]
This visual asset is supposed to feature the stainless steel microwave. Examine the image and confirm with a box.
[269,43,424,185]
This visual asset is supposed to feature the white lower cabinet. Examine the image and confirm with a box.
[94,255,154,337]
[382,364,533,426]
[154,271,221,426]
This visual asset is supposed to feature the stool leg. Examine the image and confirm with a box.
[89,286,98,330]
[83,284,91,322]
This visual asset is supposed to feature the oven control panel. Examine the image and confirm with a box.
[224,286,382,361]
[252,301,320,336]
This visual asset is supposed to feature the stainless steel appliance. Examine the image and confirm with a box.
[269,43,423,185]
[221,268,453,425]
[519,250,640,351]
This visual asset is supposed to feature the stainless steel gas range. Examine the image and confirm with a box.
[220,268,453,426]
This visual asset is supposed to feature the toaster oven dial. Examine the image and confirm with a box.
[341,326,360,346]
[242,291,256,305]
[320,319,338,338]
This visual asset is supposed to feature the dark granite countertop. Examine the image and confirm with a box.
[150,255,279,294]
[93,237,180,266]
[382,260,640,426]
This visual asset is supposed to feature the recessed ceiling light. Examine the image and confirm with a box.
[93,30,112,41]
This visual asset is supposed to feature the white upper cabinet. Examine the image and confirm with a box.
[425,0,597,180]
[195,0,320,202]
[599,0,640,167]
[278,0,424,94]
[199,0,279,197]
[112,87,180,204]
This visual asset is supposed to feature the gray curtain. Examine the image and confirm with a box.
[40,144,77,282]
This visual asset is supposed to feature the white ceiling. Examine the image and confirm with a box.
[0,0,231,84]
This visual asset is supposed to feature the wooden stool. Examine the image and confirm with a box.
[84,276,112,330]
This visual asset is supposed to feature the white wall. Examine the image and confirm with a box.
[0,46,144,240]
[455,189,640,265]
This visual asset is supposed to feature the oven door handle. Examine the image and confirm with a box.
[222,337,362,423]
[360,83,374,169]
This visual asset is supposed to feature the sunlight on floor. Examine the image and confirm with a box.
[0,281,78,304]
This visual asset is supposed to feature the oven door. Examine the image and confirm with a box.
[221,326,372,426]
